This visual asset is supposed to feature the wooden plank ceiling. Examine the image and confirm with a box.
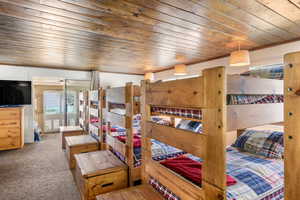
[0,0,299,74]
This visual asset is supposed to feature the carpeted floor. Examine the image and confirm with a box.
[0,134,81,200]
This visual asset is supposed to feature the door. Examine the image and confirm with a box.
[43,91,64,133]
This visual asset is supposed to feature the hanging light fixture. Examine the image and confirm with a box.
[230,42,250,67]
[144,72,154,81]
[174,64,187,75]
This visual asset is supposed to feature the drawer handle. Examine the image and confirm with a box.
[102,182,114,188]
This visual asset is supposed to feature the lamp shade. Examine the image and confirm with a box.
[144,72,154,81]
[230,50,250,67]
[174,64,187,75]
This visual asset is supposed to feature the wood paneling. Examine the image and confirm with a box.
[0,0,298,73]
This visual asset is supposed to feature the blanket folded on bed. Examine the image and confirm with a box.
[116,135,141,148]
[160,156,237,186]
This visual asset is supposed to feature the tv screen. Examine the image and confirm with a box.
[0,80,32,106]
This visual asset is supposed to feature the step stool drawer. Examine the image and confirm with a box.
[66,143,99,169]
[76,167,128,200]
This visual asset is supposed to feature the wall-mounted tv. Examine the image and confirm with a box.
[0,80,32,106]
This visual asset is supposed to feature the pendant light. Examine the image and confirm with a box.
[144,72,154,81]
[174,64,187,75]
[174,54,187,75]
[230,42,250,67]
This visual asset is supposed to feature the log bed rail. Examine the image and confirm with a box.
[97,66,283,200]
[105,82,141,186]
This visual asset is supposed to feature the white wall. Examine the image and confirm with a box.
[154,40,300,81]
[0,65,91,143]
[99,72,143,88]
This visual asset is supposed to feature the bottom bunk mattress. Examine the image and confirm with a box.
[150,147,283,200]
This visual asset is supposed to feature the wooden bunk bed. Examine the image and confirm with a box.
[79,90,89,132]
[88,88,106,148]
[105,82,141,186]
[97,66,284,200]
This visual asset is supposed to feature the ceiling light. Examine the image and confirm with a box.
[174,64,187,75]
[144,72,154,81]
[230,42,250,67]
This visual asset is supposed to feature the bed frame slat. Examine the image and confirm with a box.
[105,134,127,158]
[146,77,204,108]
[145,158,205,200]
[227,75,283,95]
[227,103,283,131]
[146,122,207,159]
[106,112,125,128]
[106,87,126,104]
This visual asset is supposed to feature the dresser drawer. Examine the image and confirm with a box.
[0,136,20,150]
[0,128,20,138]
[0,108,20,120]
[0,120,20,128]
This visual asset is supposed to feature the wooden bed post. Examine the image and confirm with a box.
[125,82,134,186]
[99,88,104,148]
[284,51,300,200]
[140,80,151,184]
[202,67,227,200]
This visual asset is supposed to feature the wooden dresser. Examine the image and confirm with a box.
[0,107,24,151]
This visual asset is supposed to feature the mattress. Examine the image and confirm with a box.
[150,147,283,200]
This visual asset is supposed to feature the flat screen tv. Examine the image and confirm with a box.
[0,80,32,106]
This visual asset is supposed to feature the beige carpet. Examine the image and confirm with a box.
[0,134,80,200]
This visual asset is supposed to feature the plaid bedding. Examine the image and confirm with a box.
[241,65,283,80]
[225,147,283,200]
[150,147,283,200]
[233,130,284,159]
[151,106,202,120]
[113,138,185,168]
[227,94,284,105]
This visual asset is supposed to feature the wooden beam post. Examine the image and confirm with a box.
[125,82,135,186]
[202,66,227,200]
[284,51,300,200]
[140,80,151,184]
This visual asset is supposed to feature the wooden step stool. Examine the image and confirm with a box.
[65,135,99,169]
[60,126,85,149]
[74,150,128,200]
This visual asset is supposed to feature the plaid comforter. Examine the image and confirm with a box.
[150,147,283,200]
